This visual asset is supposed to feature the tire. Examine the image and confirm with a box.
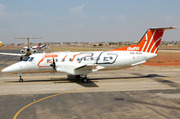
[82,78,88,83]
[19,78,23,82]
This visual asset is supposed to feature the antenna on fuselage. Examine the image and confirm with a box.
[14,37,42,49]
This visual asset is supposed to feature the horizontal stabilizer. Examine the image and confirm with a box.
[148,26,177,30]
[14,37,42,39]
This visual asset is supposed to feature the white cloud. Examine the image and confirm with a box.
[99,16,109,20]
[70,5,85,14]
[115,14,126,20]
[57,16,64,20]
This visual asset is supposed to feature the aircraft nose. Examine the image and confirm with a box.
[1,67,9,72]
[1,66,16,73]
[1,63,21,73]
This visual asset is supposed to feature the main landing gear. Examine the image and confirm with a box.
[75,75,89,83]
[82,77,88,83]
[18,73,23,82]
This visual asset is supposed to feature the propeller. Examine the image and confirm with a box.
[50,56,56,72]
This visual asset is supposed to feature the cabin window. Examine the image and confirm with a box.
[56,59,58,62]
[47,59,50,62]
[77,58,80,61]
[110,56,113,60]
[62,58,65,62]
[69,58,72,61]
[91,57,93,60]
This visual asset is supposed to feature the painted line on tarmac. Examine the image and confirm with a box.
[13,88,89,119]
[13,79,150,119]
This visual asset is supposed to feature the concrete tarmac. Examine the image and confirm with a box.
[0,49,180,119]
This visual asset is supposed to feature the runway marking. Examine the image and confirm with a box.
[13,79,151,119]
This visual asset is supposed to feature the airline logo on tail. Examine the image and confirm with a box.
[111,27,176,54]
[127,47,140,51]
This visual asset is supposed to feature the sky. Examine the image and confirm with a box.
[0,0,180,44]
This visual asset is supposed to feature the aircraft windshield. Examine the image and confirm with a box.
[29,57,34,62]
[23,57,30,61]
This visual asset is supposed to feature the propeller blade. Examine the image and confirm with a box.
[50,56,56,71]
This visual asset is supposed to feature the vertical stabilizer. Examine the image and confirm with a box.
[110,27,176,54]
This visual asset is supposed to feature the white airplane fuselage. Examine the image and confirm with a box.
[2,50,156,74]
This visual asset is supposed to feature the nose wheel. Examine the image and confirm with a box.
[19,76,23,82]
[18,73,23,82]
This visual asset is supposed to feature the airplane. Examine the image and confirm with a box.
[23,43,41,49]
[39,44,46,49]
[0,37,42,61]
[1,27,176,83]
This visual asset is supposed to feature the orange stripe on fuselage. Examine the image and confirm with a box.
[37,53,58,67]
[71,54,80,62]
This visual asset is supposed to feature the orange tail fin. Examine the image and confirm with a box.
[111,27,176,54]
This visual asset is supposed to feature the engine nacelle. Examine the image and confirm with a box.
[20,49,24,54]
[33,49,37,53]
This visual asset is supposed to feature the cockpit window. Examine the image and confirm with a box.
[29,57,34,62]
[23,57,34,62]
[23,56,30,61]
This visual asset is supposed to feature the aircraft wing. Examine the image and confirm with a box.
[0,52,24,57]
[55,62,105,75]
[75,64,104,71]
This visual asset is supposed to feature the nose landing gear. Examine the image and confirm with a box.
[18,73,23,82]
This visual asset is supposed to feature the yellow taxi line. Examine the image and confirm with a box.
[13,79,152,119]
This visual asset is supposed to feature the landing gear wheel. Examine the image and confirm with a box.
[82,78,88,83]
[19,78,23,82]
[75,75,81,79]
[19,75,23,82]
